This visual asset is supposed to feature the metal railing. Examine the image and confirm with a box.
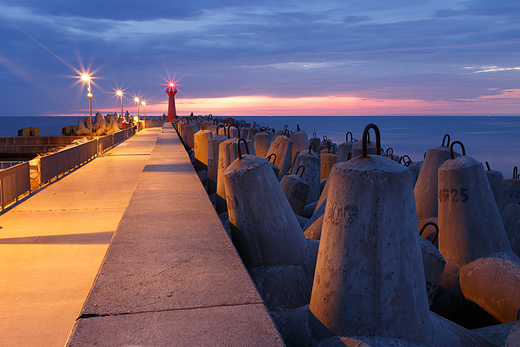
[0,127,138,210]
[0,162,30,209]
[0,161,24,169]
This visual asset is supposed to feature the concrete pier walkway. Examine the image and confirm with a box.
[0,125,281,346]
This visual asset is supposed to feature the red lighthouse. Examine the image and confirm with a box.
[166,83,178,122]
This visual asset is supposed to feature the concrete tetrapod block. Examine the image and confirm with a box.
[414,146,457,221]
[280,173,310,216]
[498,178,520,213]
[418,237,446,307]
[223,154,308,268]
[428,311,499,347]
[253,132,271,158]
[473,321,518,347]
[337,140,354,163]
[506,321,520,346]
[309,155,431,344]
[320,152,337,179]
[249,239,319,320]
[438,156,512,268]
[303,199,326,232]
[460,257,520,323]
[194,129,213,169]
[302,201,319,219]
[292,150,321,204]
[266,135,294,180]
[486,169,504,205]
[351,139,376,158]
[291,130,310,164]
[216,137,255,213]
[206,134,228,194]
[501,204,520,257]
[182,122,199,149]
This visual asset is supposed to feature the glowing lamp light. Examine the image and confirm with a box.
[80,73,93,140]
[169,82,174,87]
[116,90,123,117]
[134,97,140,118]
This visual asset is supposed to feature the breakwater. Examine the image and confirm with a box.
[174,115,520,347]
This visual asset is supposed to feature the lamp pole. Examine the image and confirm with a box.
[117,90,123,118]
[134,97,140,119]
[142,101,146,118]
[82,74,93,140]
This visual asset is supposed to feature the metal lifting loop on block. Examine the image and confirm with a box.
[450,141,465,159]
[442,134,450,147]
[380,148,385,156]
[216,124,226,136]
[347,151,352,161]
[237,138,249,159]
[323,135,328,142]
[419,221,439,244]
[284,129,290,136]
[313,132,317,138]
[346,132,353,142]
[260,126,266,132]
[227,124,240,139]
[213,119,219,125]
[309,143,316,153]
[296,165,305,178]
[209,114,213,120]
[284,125,288,130]
[328,144,336,154]
[267,153,277,164]
[514,166,519,180]
[297,124,301,131]
[226,117,234,125]
[386,147,393,156]
[361,123,381,158]
[401,155,412,167]
[486,161,491,171]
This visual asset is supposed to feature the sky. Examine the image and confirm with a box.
[0,0,519,117]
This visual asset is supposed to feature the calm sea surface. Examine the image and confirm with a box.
[1,115,518,178]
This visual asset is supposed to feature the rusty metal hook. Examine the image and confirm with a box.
[237,138,249,159]
[313,132,317,138]
[284,129,290,136]
[347,151,352,161]
[386,147,393,156]
[296,165,305,178]
[226,117,234,126]
[227,124,240,139]
[420,222,439,244]
[308,143,316,153]
[328,144,336,154]
[514,166,518,180]
[216,124,226,136]
[486,161,491,171]
[266,153,277,164]
[362,123,381,158]
[442,134,450,147]
[401,155,412,167]
[297,124,301,132]
[450,141,465,159]
[346,132,353,142]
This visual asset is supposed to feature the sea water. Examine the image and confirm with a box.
[1,115,518,178]
[239,115,520,178]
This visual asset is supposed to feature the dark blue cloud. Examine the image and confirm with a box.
[0,0,519,115]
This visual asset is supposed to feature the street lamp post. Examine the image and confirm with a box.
[134,97,140,119]
[142,101,146,118]
[82,74,93,140]
[116,90,123,118]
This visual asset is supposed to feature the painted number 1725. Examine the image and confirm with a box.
[439,188,469,203]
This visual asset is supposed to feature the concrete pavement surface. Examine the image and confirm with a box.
[0,124,282,346]
[0,128,162,347]
[66,124,282,346]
